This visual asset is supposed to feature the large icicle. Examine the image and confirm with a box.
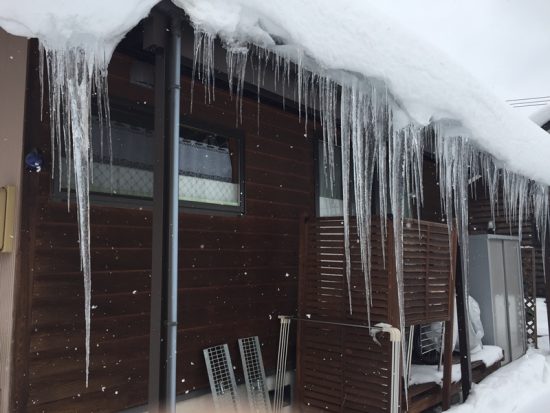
[433,132,471,285]
[191,28,216,110]
[226,45,249,125]
[340,86,353,314]
[40,42,111,387]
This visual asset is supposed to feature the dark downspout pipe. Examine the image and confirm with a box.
[147,10,182,413]
[147,11,167,413]
[165,15,182,413]
[455,245,472,400]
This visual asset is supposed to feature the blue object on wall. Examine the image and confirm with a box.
[25,149,44,173]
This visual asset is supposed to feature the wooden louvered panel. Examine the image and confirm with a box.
[301,217,453,325]
[297,217,454,412]
[299,323,392,413]
[403,219,455,325]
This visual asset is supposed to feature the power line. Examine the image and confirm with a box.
[510,102,550,108]
[510,103,549,108]
[510,99,550,105]
[506,95,550,102]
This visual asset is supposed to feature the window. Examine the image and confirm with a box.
[58,107,245,214]
[316,139,344,217]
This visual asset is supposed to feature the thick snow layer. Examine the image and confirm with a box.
[530,105,550,128]
[0,0,158,54]
[174,0,550,185]
[4,1,548,182]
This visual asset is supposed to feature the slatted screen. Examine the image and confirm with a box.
[297,217,454,412]
[402,219,455,325]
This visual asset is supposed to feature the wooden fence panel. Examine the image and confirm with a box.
[297,217,454,412]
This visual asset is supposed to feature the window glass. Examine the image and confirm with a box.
[317,142,344,217]
[60,116,244,213]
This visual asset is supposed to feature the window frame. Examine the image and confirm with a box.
[52,101,246,216]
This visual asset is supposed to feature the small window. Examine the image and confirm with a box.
[58,109,245,214]
[316,139,344,217]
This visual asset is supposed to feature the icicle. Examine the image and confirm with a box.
[531,182,549,277]
[41,41,111,388]
[191,29,215,111]
[340,86,353,314]
[478,152,499,226]
[348,84,375,321]
[433,132,471,290]
[255,46,263,133]
[319,76,338,195]
[225,46,249,126]
[377,95,389,263]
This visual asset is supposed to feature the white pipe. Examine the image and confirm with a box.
[371,323,402,413]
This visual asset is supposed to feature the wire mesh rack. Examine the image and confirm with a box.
[203,344,240,413]
[238,336,272,413]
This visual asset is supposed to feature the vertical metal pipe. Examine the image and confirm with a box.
[165,16,182,413]
[455,245,472,400]
[148,11,167,413]
[148,10,181,413]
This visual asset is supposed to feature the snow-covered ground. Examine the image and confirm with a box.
[449,299,550,413]
[409,346,503,387]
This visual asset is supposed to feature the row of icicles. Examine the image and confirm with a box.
[39,27,548,387]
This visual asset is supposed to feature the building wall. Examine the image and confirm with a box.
[12,44,315,412]
[0,29,27,413]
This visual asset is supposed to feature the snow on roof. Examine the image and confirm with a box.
[368,0,550,119]
[0,0,158,53]
[530,105,550,129]
[2,0,550,184]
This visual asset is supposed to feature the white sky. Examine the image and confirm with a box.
[371,0,550,117]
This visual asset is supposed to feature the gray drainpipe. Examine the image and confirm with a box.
[146,5,182,412]
[165,14,182,413]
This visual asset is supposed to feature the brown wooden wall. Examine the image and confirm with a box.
[12,45,315,412]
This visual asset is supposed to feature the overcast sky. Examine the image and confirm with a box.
[371,0,550,118]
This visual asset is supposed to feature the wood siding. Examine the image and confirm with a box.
[12,46,315,413]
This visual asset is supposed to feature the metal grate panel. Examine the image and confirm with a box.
[203,344,240,412]
[238,336,272,413]
[418,323,443,355]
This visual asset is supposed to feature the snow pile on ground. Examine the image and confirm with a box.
[449,299,550,412]
[409,364,461,387]
[471,345,503,368]
[448,349,550,413]
[409,346,503,386]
